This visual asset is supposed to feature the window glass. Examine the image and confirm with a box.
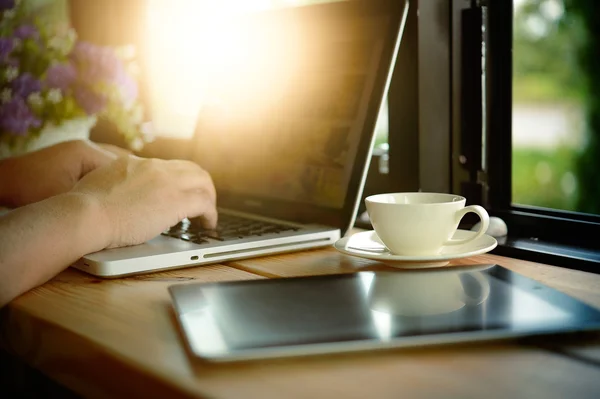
[512,0,599,215]
[374,100,388,148]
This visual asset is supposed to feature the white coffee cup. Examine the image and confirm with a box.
[365,192,489,256]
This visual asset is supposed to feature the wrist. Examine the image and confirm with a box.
[52,192,112,254]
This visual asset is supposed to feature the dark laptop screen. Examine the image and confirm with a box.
[192,0,407,229]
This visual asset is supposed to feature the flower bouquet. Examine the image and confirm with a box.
[0,0,150,156]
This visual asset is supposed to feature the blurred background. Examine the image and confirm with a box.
[23,0,600,217]
[512,0,599,215]
[24,0,391,167]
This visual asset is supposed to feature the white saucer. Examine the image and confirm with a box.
[334,229,497,268]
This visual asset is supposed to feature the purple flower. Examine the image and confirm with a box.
[14,25,39,40]
[0,0,15,11]
[11,73,42,97]
[74,85,106,115]
[45,63,77,90]
[72,41,125,83]
[0,38,13,59]
[0,97,41,136]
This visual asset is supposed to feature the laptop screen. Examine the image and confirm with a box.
[192,0,407,231]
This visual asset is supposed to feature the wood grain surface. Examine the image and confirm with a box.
[2,244,600,398]
[1,265,262,398]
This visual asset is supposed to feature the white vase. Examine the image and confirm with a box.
[0,116,97,159]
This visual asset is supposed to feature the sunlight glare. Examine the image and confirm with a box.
[145,0,281,137]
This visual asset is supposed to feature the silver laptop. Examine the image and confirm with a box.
[75,0,409,277]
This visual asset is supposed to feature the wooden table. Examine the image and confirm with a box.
[2,241,600,398]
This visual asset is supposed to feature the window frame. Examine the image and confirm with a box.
[485,0,600,270]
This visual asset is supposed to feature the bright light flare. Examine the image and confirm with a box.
[144,0,298,137]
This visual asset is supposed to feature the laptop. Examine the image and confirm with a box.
[75,0,409,277]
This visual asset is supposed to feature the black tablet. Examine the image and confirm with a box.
[169,264,600,362]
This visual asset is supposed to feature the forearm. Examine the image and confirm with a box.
[0,192,109,306]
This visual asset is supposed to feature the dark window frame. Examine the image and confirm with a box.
[485,0,600,271]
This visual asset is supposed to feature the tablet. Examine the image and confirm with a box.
[168,264,600,362]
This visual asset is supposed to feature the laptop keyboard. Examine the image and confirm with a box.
[161,213,300,245]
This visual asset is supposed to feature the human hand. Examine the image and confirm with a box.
[97,143,132,158]
[0,140,117,207]
[71,156,217,248]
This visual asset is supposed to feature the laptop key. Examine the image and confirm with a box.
[179,233,197,241]
[192,237,209,245]
[200,231,225,241]
[260,226,284,234]
[204,232,246,241]
[181,213,302,242]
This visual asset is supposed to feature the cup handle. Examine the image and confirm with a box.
[444,205,489,247]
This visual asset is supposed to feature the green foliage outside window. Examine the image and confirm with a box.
[564,0,600,214]
[512,0,599,215]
